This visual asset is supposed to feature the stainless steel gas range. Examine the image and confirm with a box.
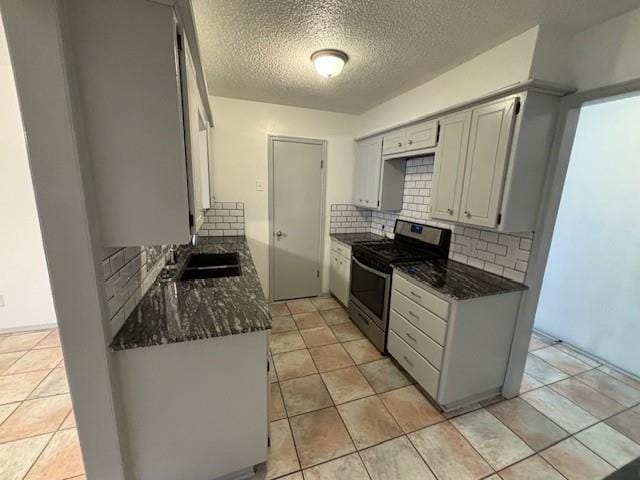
[348,220,451,352]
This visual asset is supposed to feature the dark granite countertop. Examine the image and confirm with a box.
[393,259,527,301]
[110,236,271,352]
[330,232,386,245]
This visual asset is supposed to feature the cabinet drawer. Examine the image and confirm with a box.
[389,310,443,369]
[393,274,450,320]
[390,290,447,345]
[388,331,439,398]
[406,120,438,151]
[382,130,407,156]
[331,241,351,259]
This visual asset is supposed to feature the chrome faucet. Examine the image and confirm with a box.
[167,244,178,266]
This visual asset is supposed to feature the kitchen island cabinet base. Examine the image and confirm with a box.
[114,331,268,480]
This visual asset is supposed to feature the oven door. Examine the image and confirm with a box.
[350,257,390,326]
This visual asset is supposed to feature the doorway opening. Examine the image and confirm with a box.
[268,136,327,302]
[0,13,84,479]
[529,91,640,387]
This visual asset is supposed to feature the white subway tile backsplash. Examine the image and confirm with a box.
[335,155,534,282]
[102,244,168,339]
[199,201,245,237]
[329,204,372,233]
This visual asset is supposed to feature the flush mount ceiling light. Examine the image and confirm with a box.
[311,49,348,78]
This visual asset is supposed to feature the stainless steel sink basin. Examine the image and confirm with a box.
[179,252,241,280]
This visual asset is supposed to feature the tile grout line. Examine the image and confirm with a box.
[270,299,640,478]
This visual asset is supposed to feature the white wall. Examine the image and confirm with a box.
[534,93,640,376]
[571,7,640,91]
[356,26,540,136]
[0,18,56,331]
[209,96,357,296]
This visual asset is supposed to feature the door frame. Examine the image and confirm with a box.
[502,78,640,397]
[267,135,328,302]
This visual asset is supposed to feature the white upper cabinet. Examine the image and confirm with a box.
[382,130,406,156]
[405,120,439,152]
[180,36,211,233]
[353,140,370,207]
[381,120,439,159]
[431,111,471,221]
[353,136,405,211]
[365,138,383,207]
[431,90,559,232]
[353,136,382,208]
[64,0,212,246]
[459,98,517,228]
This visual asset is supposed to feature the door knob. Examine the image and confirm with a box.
[276,231,283,237]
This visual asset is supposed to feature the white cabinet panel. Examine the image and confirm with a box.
[382,130,406,156]
[392,274,450,320]
[389,310,443,369]
[329,241,351,305]
[459,98,517,228]
[406,120,438,151]
[431,111,471,222]
[364,138,382,208]
[353,136,403,211]
[388,331,440,398]
[353,142,368,206]
[181,37,205,232]
[391,290,447,345]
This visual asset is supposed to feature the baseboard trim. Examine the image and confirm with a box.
[0,323,57,335]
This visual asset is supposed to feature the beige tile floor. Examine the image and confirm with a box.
[3,301,639,480]
[261,297,640,480]
[0,328,85,480]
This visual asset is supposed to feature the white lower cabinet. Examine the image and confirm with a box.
[329,240,351,305]
[388,270,522,411]
[115,331,268,480]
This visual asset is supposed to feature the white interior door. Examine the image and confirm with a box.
[459,98,516,227]
[271,138,325,300]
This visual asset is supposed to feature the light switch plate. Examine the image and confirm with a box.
[256,180,264,192]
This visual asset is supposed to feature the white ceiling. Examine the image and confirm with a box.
[192,0,640,114]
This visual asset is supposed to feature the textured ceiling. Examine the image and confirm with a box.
[193,0,640,114]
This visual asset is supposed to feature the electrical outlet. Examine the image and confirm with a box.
[0,295,4,307]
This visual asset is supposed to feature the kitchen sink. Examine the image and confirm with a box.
[179,252,241,280]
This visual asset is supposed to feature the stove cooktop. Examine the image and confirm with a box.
[353,239,442,264]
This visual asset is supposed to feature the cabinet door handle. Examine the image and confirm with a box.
[408,310,419,320]
[405,332,417,343]
[407,139,413,145]
[464,211,471,217]
[397,142,402,147]
[447,208,454,214]
[403,355,414,368]
[410,291,422,300]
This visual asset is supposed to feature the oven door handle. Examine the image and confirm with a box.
[352,256,391,279]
